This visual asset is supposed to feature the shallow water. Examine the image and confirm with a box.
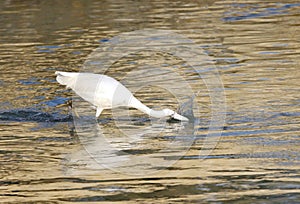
[0,0,300,203]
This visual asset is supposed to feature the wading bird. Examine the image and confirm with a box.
[55,71,188,121]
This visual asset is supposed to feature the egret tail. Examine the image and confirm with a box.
[55,71,79,88]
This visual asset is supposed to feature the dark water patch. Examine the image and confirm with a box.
[0,109,72,123]
[223,3,300,22]
[0,176,199,187]
[41,97,69,107]
[34,136,72,143]
[36,45,62,53]
[181,154,236,160]
[268,111,300,119]
[223,193,300,204]
[99,38,110,43]
[18,77,42,85]
[60,184,200,202]
[0,193,30,198]
[250,151,300,162]
[118,148,161,155]
[221,128,300,137]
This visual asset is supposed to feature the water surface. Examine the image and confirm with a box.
[0,0,299,203]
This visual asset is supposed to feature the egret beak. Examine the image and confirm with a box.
[172,112,189,121]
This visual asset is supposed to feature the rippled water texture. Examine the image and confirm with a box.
[0,0,300,203]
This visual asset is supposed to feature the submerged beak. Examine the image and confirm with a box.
[172,112,189,121]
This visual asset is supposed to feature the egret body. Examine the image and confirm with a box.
[55,71,188,121]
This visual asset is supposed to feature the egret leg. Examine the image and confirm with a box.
[96,107,103,118]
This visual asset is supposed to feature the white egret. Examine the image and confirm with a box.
[55,71,189,121]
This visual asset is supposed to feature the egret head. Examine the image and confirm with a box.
[163,109,189,121]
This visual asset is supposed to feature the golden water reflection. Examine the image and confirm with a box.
[0,0,299,203]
